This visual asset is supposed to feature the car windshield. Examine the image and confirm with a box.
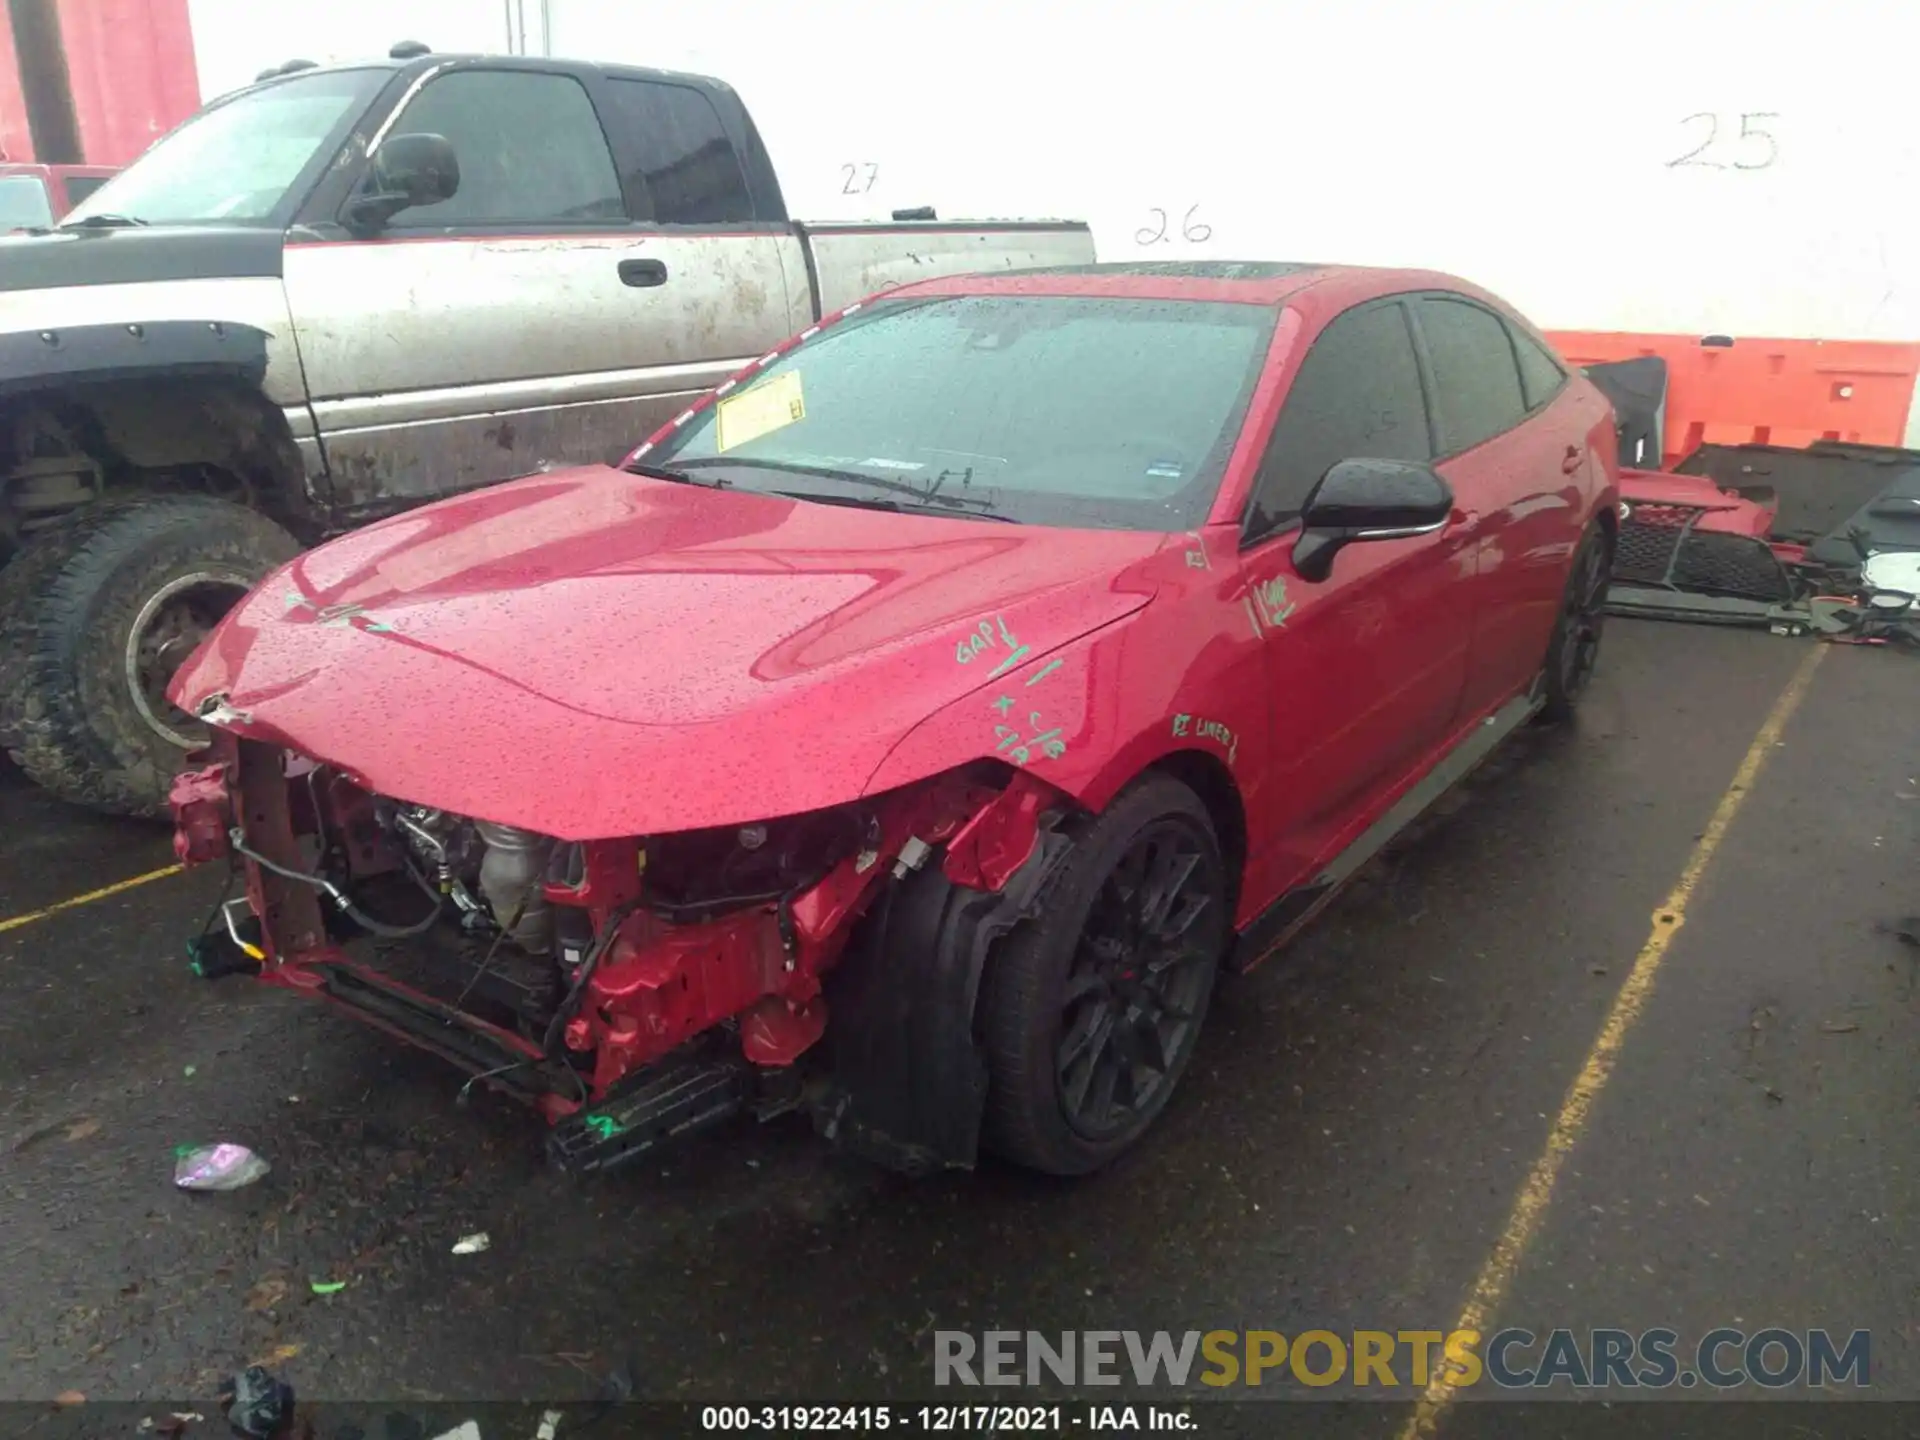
[0,175,54,230]
[63,67,387,227]
[637,294,1278,530]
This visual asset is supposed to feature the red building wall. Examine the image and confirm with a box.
[0,7,33,160]
[56,0,199,163]
[0,0,198,166]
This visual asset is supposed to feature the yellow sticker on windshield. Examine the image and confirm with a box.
[715,371,805,453]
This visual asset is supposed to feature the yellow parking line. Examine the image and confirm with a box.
[0,863,185,936]
[1399,643,1826,1438]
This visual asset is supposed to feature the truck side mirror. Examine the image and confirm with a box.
[346,132,459,234]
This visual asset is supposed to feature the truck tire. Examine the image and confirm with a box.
[3,497,298,818]
[979,773,1230,1175]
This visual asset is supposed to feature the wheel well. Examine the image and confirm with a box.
[1,378,315,557]
[1146,748,1247,915]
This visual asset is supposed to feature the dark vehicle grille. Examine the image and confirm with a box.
[1614,504,1793,602]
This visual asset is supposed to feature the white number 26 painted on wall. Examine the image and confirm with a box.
[1136,205,1212,246]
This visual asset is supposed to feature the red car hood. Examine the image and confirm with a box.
[172,467,1162,838]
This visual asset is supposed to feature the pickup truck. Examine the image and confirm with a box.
[0,163,118,230]
[0,47,1095,818]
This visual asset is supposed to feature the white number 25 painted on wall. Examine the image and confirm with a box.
[1667,112,1780,170]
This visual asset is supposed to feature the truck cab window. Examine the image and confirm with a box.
[385,70,624,225]
[61,176,109,208]
[0,176,54,230]
[1244,300,1432,539]
[601,79,754,224]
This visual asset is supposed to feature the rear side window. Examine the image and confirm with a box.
[1510,324,1569,410]
[1417,296,1528,452]
[601,79,754,224]
[385,70,624,225]
[61,175,110,208]
[1245,300,1432,537]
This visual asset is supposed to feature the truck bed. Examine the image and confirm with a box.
[795,218,1095,316]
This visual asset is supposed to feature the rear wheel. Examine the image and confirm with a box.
[980,774,1229,1175]
[2,497,298,818]
[1539,521,1612,723]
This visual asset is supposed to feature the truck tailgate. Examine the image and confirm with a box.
[796,220,1096,316]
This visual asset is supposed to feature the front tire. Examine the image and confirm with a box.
[980,774,1230,1175]
[1538,521,1612,723]
[2,497,298,818]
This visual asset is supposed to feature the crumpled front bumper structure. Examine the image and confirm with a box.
[1607,442,1920,632]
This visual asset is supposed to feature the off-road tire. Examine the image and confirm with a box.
[2,497,298,818]
[1538,520,1613,724]
[980,773,1229,1175]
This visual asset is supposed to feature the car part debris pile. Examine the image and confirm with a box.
[1606,440,1920,648]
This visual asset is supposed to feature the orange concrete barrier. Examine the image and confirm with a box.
[1545,331,1920,468]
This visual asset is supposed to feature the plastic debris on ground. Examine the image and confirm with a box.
[174,1142,270,1191]
[450,1231,490,1255]
[139,1412,205,1436]
[220,1365,294,1440]
[310,1279,347,1295]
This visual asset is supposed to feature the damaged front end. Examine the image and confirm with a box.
[170,728,1071,1176]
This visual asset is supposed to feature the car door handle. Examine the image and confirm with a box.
[1561,445,1584,475]
[618,258,668,288]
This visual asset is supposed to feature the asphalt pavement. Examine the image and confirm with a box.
[2,618,1915,1437]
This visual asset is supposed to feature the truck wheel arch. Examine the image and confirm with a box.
[1,321,317,540]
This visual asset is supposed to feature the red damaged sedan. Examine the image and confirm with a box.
[167,261,1619,1177]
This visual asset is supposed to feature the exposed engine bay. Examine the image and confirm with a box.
[171,732,1065,1175]
[368,796,869,960]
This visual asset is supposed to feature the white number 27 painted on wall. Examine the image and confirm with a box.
[1667,112,1780,170]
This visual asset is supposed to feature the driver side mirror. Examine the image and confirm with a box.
[1291,458,1454,582]
[345,132,459,235]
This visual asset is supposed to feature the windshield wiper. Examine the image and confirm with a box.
[628,461,728,489]
[678,455,1008,515]
[773,489,1016,523]
[903,498,1015,523]
[60,212,147,229]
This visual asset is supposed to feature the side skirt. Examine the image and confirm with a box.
[1229,688,1543,972]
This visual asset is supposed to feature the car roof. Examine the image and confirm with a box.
[883,260,1501,309]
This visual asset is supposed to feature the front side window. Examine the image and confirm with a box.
[1244,300,1432,538]
[63,67,385,226]
[383,70,624,226]
[600,79,753,224]
[639,295,1278,531]
[0,175,54,230]
[1418,296,1529,453]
